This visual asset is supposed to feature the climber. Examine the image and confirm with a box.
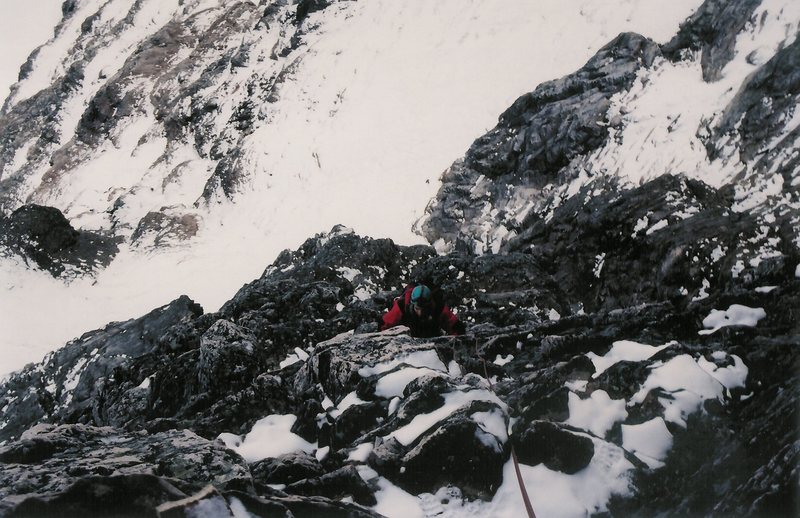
[380,283,465,338]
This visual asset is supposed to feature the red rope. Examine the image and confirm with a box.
[477,340,537,518]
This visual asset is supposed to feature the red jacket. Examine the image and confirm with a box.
[380,285,463,337]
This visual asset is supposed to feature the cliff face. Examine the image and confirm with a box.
[0,0,799,516]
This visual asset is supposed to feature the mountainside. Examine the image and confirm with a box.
[0,0,799,517]
[0,0,706,373]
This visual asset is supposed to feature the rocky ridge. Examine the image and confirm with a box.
[416,0,800,256]
[0,212,797,515]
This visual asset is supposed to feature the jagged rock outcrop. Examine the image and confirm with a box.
[416,32,662,253]
[0,295,201,443]
[418,0,800,258]
[661,0,762,82]
[505,173,798,313]
[708,37,800,187]
[0,204,118,276]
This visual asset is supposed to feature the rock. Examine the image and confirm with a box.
[0,424,251,504]
[397,401,509,500]
[290,399,325,443]
[157,485,232,518]
[196,320,266,396]
[0,296,202,443]
[130,209,200,249]
[226,490,382,518]
[327,401,388,450]
[0,204,118,276]
[707,38,800,185]
[284,465,377,506]
[416,33,662,253]
[4,474,188,517]
[0,223,797,515]
[251,452,324,486]
[512,421,595,474]
[662,0,762,82]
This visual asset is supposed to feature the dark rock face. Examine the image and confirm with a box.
[0,423,251,499]
[4,474,188,518]
[708,37,800,179]
[662,0,762,82]
[416,33,662,252]
[0,295,202,443]
[0,204,118,276]
[467,32,660,181]
[505,173,797,313]
[512,421,595,474]
[251,452,324,486]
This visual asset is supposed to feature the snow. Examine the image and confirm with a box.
[493,354,514,367]
[697,353,748,390]
[487,438,634,518]
[279,347,310,369]
[388,397,401,416]
[220,414,315,463]
[590,0,800,191]
[471,408,509,446]
[0,0,708,376]
[348,442,374,463]
[0,0,62,104]
[370,474,426,518]
[587,340,672,378]
[698,304,767,335]
[565,390,628,438]
[374,367,442,399]
[386,389,504,447]
[645,219,669,235]
[593,253,606,278]
[631,354,726,427]
[621,417,673,468]
[358,350,447,377]
[329,391,368,418]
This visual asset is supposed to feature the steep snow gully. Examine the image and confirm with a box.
[1,0,799,517]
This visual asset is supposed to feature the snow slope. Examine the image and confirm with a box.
[0,0,705,375]
[0,0,62,104]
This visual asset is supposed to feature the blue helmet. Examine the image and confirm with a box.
[411,285,432,306]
